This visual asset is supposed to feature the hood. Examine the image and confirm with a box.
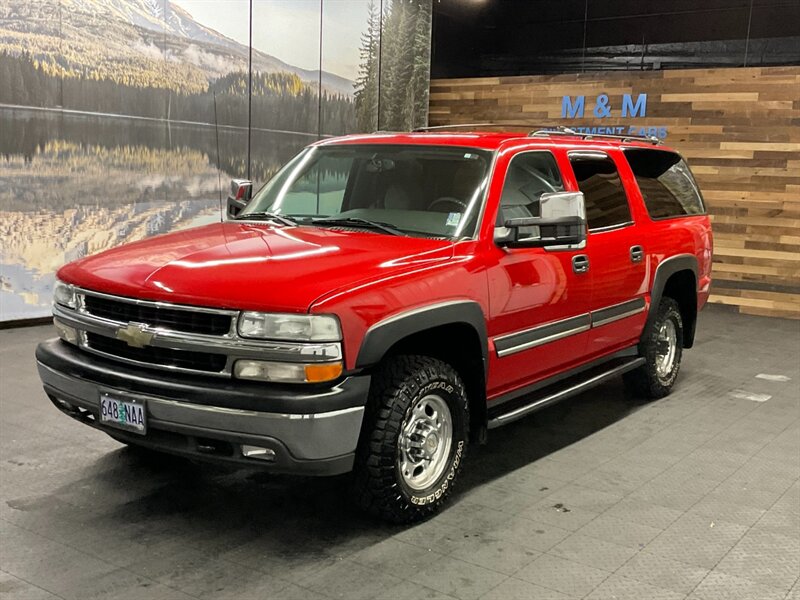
[58,222,455,312]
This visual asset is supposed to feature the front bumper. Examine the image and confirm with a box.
[36,339,370,475]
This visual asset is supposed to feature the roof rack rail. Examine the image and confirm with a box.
[529,127,661,145]
[413,123,541,132]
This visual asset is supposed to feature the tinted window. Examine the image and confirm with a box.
[569,154,632,230]
[497,152,564,225]
[625,149,706,219]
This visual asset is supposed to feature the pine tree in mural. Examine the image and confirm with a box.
[354,0,381,133]
[408,2,432,128]
[354,0,432,133]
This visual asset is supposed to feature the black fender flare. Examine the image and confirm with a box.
[355,300,489,379]
[647,254,699,348]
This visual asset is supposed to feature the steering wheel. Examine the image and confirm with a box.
[528,170,558,194]
[428,197,468,212]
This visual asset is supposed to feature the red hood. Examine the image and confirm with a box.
[58,223,455,312]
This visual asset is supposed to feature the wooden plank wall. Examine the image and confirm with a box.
[429,66,800,319]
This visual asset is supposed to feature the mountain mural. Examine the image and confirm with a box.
[0,0,353,96]
[0,0,359,134]
[0,0,432,321]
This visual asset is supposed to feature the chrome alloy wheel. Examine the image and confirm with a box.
[655,319,678,378]
[398,394,453,491]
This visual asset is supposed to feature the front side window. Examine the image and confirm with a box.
[241,144,492,238]
[625,149,706,219]
[569,153,632,230]
[496,151,564,224]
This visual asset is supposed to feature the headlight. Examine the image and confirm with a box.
[238,312,341,341]
[53,280,77,309]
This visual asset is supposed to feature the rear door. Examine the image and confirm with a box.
[566,150,648,358]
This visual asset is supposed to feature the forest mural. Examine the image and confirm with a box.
[0,0,432,321]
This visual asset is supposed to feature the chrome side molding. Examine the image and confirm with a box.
[493,297,647,357]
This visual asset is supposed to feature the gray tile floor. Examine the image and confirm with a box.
[1,307,798,600]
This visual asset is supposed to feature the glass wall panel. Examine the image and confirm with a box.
[378,0,432,130]
[320,0,363,135]
[60,0,167,118]
[0,0,61,108]
[250,0,321,187]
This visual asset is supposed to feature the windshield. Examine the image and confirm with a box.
[240,144,493,238]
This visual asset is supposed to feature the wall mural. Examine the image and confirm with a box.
[0,0,432,321]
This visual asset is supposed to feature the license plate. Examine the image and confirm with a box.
[99,394,147,435]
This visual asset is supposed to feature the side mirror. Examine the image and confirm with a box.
[495,191,587,248]
[226,179,253,219]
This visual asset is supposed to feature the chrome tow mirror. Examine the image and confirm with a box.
[494,191,587,248]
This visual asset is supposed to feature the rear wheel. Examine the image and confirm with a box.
[624,297,684,399]
[353,355,469,523]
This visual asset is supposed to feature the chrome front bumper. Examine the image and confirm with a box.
[36,339,369,475]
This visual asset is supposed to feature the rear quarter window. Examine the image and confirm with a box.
[625,149,706,219]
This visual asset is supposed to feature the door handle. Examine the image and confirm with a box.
[572,254,590,274]
[630,245,644,263]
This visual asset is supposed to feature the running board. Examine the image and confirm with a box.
[487,357,645,429]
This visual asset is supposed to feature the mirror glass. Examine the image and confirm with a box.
[540,191,585,221]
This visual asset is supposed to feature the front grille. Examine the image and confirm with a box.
[83,295,232,336]
[86,332,228,373]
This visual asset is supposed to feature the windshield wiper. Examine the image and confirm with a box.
[236,212,297,227]
[311,217,406,236]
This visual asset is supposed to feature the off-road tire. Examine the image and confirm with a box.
[624,297,684,399]
[353,355,469,524]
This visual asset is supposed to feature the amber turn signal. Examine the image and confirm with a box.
[304,362,344,383]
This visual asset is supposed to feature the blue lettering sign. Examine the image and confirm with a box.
[621,93,647,117]
[561,95,585,118]
[593,94,611,118]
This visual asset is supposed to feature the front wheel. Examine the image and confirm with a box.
[624,297,684,399]
[353,355,469,523]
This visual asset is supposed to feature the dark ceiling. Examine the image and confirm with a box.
[431,0,800,78]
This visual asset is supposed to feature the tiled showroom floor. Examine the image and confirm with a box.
[1,307,798,600]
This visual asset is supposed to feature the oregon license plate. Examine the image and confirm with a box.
[99,394,147,435]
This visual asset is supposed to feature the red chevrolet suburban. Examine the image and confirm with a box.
[37,127,713,522]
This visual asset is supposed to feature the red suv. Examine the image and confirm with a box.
[37,128,713,522]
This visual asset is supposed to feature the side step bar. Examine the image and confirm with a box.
[487,357,645,429]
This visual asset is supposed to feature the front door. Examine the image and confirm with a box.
[486,150,593,399]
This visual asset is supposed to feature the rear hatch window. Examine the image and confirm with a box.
[625,149,706,219]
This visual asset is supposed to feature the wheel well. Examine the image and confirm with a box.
[661,270,697,348]
[383,323,487,441]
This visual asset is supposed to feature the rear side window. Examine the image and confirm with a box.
[568,153,632,230]
[625,149,706,219]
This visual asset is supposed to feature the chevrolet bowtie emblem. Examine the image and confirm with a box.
[116,323,154,348]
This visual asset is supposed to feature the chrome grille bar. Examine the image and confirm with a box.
[53,289,342,378]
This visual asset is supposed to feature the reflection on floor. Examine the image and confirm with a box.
[1,307,798,599]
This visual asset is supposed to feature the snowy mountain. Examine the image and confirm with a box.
[1,0,353,96]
